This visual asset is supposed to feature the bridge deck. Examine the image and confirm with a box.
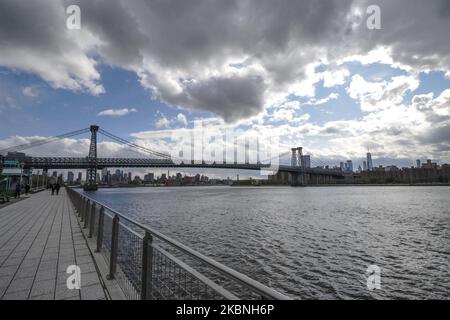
[0,189,107,300]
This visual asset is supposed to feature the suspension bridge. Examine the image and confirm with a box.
[0,125,344,190]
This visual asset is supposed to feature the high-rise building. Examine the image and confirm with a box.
[367,153,373,171]
[144,172,155,183]
[101,168,108,183]
[340,162,344,171]
[363,161,367,171]
[346,160,353,172]
[416,159,421,168]
[67,171,74,183]
[303,155,311,168]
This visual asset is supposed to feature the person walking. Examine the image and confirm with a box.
[15,183,21,198]
[51,183,55,195]
[55,182,61,195]
[25,183,30,195]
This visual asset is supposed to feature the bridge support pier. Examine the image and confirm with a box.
[290,172,307,187]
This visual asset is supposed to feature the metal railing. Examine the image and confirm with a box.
[66,187,291,300]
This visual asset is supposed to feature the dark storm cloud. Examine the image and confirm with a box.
[419,125,450,145]
[1,0,450,122]
[177,75,267,122]
[0,0,103,93]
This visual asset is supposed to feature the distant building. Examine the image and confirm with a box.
[345,160,353,172]
[367,153,373,171]
[416,159,421,168]
[144,172,154,183]
[303,155,311,168]
[67,171,74,183]
[422,159,437,169]
[363,161,367,171]
[101,168,108,183]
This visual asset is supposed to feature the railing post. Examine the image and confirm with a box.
[107,214,119,280]
[95,206,104,253]
[89,202,96,238]
[83,199,90,228]
[79,197,85,218]
[141,231,153,300]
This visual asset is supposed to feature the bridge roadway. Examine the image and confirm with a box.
[0,189,112,300]
[23,157,344,177]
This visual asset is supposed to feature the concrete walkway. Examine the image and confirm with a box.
[0,189,107,300]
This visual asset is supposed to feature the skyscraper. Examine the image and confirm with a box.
[101,167,108,183]
[346,160,353,172]
[416,159,421,168]
[303,155,311,168]
[367,153,373,171]
[363,161,367,171]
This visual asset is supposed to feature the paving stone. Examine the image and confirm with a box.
[0,265,18,277]
[30,279,55,298]
[6,276,34,293]
[80,283,106,300]
[30,294,54,300]
[0,275,12,287]
[55,283,80,300]
[81,271,101,287]
[2,290,29,300]
[2,257,23,267]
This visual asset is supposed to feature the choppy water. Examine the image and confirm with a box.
[84,186,450,299]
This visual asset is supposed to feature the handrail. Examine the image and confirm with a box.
[73,188,291,300]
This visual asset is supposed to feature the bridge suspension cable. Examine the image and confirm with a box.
[97,129,173,160]
[0,127,90,155]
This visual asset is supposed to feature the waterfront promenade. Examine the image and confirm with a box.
[0,189,107,300]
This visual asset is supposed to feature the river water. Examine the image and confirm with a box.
[84,186,450,299]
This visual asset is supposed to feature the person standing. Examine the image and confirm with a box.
[51,183,55,195]
[15,183,21,198]
[55,182,60,195]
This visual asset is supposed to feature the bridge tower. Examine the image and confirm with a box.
[297,147,306,185]
[84,125,99,191]
[291,148,298,167]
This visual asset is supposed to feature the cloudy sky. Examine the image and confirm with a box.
[1,0,450,170]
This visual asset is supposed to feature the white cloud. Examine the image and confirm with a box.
[305,93,339,106]
[347,74,419,112]
[320,68,350,88]
[155,112,171,128]
[97,108,137,117]
[22,85,40,97]
[176,113,188,126]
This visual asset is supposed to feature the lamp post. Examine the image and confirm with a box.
[19,162,24,186]
[30,167,34,190]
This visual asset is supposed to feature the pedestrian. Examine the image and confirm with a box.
[51,183,55,195]
[25,183,30,195]
[55,182,60,195]
[15,183,21,198]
